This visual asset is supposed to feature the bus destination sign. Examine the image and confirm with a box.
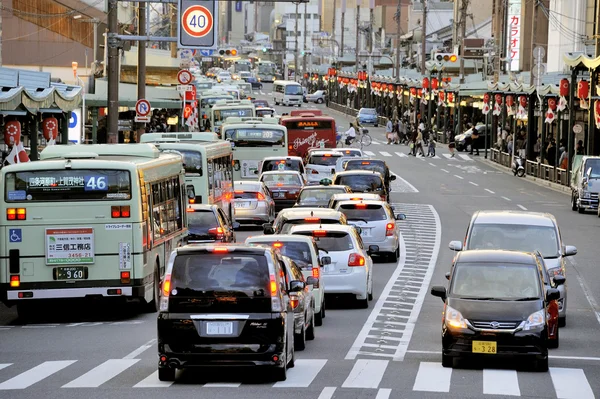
[287,120,333,129]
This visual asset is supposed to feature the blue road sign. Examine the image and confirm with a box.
[9,229,22,243]
[69,111,78,128]
[200,49,214,56]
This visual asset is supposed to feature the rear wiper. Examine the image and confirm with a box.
[458,297,496,300]
[543,256,559,259]
[514,297,539,301]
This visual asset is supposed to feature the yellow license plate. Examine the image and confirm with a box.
[472,341,497,354]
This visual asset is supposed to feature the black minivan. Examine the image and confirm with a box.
[157,244,303,381]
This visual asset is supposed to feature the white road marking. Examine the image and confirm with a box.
[406,350,600,361]
[483,369,520,396]
[395,152,408,158]
[458,154,473,161]
[123,339,156,359]
[432,155,441,159]
[375,388,392,399]
[454,175,464,180]
[469,181,479,186]
[364,151,376,156]
[390,173,419,193]
[203,382,242,387]
[485,188,495,194]
[501,196,512,201]
[0,364,11,371]
[62,359,140,388]
[572,259,600,326]
[0,361,76,390]
[22,324,58,329]
[442,154,457,160]
[379,151,392,157]
[341,359,388,388]
[66,323,86,327]
[429,162,436,166]
[273,359,327,387]
[517,204,528,210]
[317,387,337,399]
[412,362,451,392]
[550,367,595,399]
[133,371,174,388]
[441,169,449,173]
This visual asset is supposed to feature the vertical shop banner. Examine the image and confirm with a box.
[506,0,522,72]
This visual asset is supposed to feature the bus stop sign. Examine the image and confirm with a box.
[177,0,218,49]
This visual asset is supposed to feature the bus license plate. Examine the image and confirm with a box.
[206,321,233,335]
[54,266,87,280]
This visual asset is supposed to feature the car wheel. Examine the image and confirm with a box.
[306,312,315,340]
[548,326,559,349]
[158,367,176,381]
[571,193,578,211]
[294,326,306,351]
[578,203,585,214]
[315,302,323,326]
[321,299,326,319]
[273,363,287,381]
[357,294,369,309]
[317,98,323,104]
[441,353,453,368]
[534,357,549,372]
[389,247,399,263]
[144,263,161,313]
[559,316,566,327]
[374,124,378,128]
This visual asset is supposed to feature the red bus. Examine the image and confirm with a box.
[281,113,337,158]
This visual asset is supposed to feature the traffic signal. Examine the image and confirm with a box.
[262,48,268,53]
[435,53,458,63]
[218,48,238,56]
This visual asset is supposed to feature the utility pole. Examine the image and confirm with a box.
[332,0,337,58]
[369,0,374,54]
[170,4,177,58]
[420,0,427,73]
[493,0,502,83]
[294,2,299,81]
[303,2,308,80]
[355,0,360,72]
[459,0,468,83]
[107,0,119,142]
[254,1,259,33]
[529,0,539,85]
[395,0,401,79]
[340,0,346,57]
[0,6,3,66]
[137,1,147,141]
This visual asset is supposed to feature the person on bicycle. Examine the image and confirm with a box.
[344,123,357,145]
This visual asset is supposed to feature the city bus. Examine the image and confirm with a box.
[221,117,288,180]
[140,132,235,221]
[256,61,277,82]
[230,60,252,74]
[0,144,187,317]
[210,99,256,134]
[280,113,337,158]
[198,90,235,131]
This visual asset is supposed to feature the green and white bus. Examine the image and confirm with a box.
[221,117,288,180]
[198,90,234,131]
[211,99,256,135]
[140,132,235,221]
[256,61,277,82]
[0,144,187,317]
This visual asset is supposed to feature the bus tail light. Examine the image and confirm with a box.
[348,253,365,267]
[120,271,131,284]
[120,206,131,218]
[16,208,26,220]
[10,275,20,288]
[386,223,395,236]
[111,206,130,218]
[7,208,26,220]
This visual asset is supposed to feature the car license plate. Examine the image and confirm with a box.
[274,192,285,198]
[206,321,233,335]
[54,266,87,280]
[361,229,371,237]
[234,201,250,208]
[472,340,497,354]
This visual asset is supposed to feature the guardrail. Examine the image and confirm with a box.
[490,149,570,187]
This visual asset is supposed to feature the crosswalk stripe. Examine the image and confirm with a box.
[133,371,174,388]
[442,154,452,159]
[273,359,327,387]
[375,388,392,399]
[0,364,11,372]
[62,359,139,388]
[483,369,520,396]
[394,152,408,158]
[317,387,336,399]
[0,360,76,390]
[432,155,441,159]
[364,151,376,156]
[458,154,472,161]
[379,151,392,157]
[550,367,595,399]
[412,362,451,393]
[341,359,388,389]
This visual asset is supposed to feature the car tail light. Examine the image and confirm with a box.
[305,217,320,222]
[380,195,386,201]
[361,162,371,165]
[159,274,171,311]
[350,197,362,201]
[235,190,244,194]
[311,169,319,174]
[7,208,26,221]
[256,192,265,200]
[208,227,225,239]
[290,294,299,309]
[120,271,131,284]
[273,242,283,248]
[212,247,229,253]
[386,222,395,236]
[270,274,283,312]
[348,253,365,267]
[10,275,20,288]
[313,230,327,237]
[355,203,367,208]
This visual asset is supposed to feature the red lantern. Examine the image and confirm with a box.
[337,76,342,83]
[578,80,589,99]
[371,81,376,88]
[560,79,569,97]
[548,97,557,110]
[410,87,417,96]
[4,121,21,146]
[519,96,527,107]
[422,77,430,89]
[483,93,490,103]
[506,95,514,107]
[417,89,423,97]
[439,91,445,102]
[43,117,59,142]
[431,78,439,90]
[343,78,350,84]
[495,94,502,104]
[447,92,454,103]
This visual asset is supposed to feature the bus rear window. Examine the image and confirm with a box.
[224,128,285,147]
[200,97,232,108]
[5,170,131,202]
[177,150,203,175]
[214,108,254,123]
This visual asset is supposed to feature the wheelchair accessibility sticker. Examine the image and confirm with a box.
[9,229,22,243]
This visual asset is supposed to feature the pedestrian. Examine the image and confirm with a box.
[427,131,436,157]
[448,140,456,157]
[576,140,585,155]
[416,130,425,156]
[469,126,480,156]
[385,119,394,144]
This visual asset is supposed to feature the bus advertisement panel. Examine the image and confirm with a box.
[222,120,288,180]
[280,116,337,158]
[0,144,187,317]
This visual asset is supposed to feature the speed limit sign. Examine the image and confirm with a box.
[178,0,218,49]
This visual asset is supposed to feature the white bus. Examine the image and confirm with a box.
[198,90,235,130]
[256,61,277,82]
[210,99,256,134]
[0,144,187,317]
[140,133,235,221]
[273,80,303,106]
[221,117,288,180]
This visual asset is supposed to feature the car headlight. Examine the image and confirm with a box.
[522,309,545,330]
[547,266,564,277]
[445,305,468,329]
[582,191,591,199]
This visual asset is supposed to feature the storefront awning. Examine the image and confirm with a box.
[86,79,183,109]
[563,53,600,70]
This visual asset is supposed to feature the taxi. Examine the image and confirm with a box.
[332,170,389,202]
[305,150,345,185]
[259,171,306,212]
[263,208,348,234]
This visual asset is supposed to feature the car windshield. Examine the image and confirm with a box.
[468,224,560,258]
[450,262,541,300]
[340,204,387,221]
[359,109,377,115]
[262,159,302,172]
[261,173,302,186]
[186,210,218,237]
[294,231,354,251]
[285,85,303,95]
[298,188,343,203]
[308,155,341,166]
[585,159,600,179]
[345,161,386,176]
[253,100,269,107]
[336,175,384,192]
[253,241,313,269]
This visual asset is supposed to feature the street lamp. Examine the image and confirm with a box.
[72,62,86,143]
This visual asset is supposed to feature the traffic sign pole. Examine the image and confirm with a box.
[177,0,218,49]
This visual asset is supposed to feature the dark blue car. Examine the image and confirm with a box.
[357,108,379,127]
[246,77,263,90]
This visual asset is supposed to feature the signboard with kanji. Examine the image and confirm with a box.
[506,0,521,72]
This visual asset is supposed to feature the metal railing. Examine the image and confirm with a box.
[490,149,570,187]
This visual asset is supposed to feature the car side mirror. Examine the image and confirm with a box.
[254,170,259,174]
[289,280,305,292]
[563,245,577,257]
[553,275,566,286]
[546,288,560,302]
[390,175,397,181]
[306,276,319,286]
[449,240,463,251]
[395,213,406,220]
[445,272,451,280]
[430,286,447,302]
[367,245,379,255]
[232,222,240,229]
[320,256,331,265]
[262,223,274,234]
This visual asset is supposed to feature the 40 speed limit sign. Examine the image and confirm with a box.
[177,0,218,49]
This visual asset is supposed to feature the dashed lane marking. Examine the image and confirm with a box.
[485,189,495,194]
[454,175,464,180]
[517,204,528,210]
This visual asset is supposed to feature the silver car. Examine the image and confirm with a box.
[233,180,276,225]
[334,200,406,262]
[448,210,577,326]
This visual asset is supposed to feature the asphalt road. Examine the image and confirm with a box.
[0,82,599,399]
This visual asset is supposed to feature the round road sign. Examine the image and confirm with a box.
[177,69,193,85]
[136,99,151,117]
[181,5,213,38]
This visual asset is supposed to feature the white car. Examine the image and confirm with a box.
[258,156,307,181]
[305,90,326,104]
[305,150,345,185]
[289,224,375,308]
[334,200,406,262]
[265,207,348,234]
[245,234,327,325]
